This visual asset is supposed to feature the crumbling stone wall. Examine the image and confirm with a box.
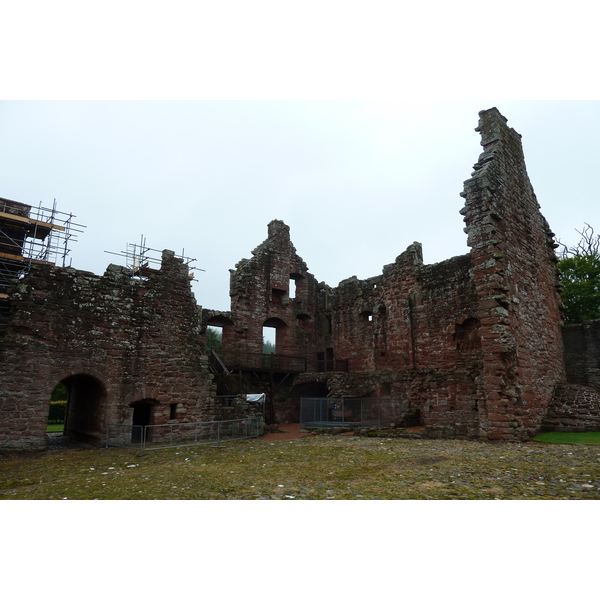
[0,250,216,449]
[226,219,323,359]
[548,320,600,432]
[320,245,484,436]
[460,108,565,440]
[542,383,600,432]
[2,107,578,447]
[211,108,567,440]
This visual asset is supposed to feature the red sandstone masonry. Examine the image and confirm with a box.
[215,109,567,438]
[0,251,216,449]
[461,108,565,440]
[2,108,588,448]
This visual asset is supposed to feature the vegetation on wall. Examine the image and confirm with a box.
[557,224,600,324]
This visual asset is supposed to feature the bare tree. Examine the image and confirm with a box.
[557,223,600,258]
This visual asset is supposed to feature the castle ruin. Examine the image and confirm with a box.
[1,107,599,450]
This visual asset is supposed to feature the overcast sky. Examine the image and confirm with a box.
[1,100,599,310]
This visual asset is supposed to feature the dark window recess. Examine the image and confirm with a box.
[170,403,177,420]
[272,288,286,304]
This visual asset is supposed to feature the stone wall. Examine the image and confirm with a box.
[0,250,216,449]
[226,219,323,360]
[211,108,566,440]
[2,107,580,447]
[563,320,600,391]
[543,383,600,432]
[460,108,565,440]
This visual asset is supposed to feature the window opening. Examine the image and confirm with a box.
[262,325,276,354]
[206,325,223,352]
[271,288,286,304]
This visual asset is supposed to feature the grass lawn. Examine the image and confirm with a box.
[2,434,600,499]
[46,424,64,433]
[532,431,600,445]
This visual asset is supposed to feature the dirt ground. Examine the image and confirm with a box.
[261,423,311,441]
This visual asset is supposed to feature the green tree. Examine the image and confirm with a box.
[206,327,222,352]
[557,223,600,324]
[263,338,275,354]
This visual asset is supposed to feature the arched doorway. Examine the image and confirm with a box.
[59,374,106,445]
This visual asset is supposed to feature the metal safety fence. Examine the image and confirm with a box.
[105,417,261,450]
[300,397,405,430]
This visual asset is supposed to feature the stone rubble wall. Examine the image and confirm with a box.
[543,383,600,432]
[212,108,569,441]
[460,108,566,440]
[3,108,588,448]
[0,250,216,449]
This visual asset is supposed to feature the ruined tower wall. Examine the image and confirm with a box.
[0,251,216,449]
[208,108,567,439]
[461,108,565,440]
[228,220,322,360]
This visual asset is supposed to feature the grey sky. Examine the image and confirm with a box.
[1,100,599,311]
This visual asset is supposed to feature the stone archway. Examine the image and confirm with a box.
[60,374,106,445]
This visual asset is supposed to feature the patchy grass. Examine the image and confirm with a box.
[46,424,64,433]
[532,431,600,445]
[1,434,600,499]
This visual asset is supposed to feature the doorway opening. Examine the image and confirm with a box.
[47,382,68,435]
[130,400,155,443]
[55,374,106,445]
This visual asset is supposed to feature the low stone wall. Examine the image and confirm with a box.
[542,383,600,432]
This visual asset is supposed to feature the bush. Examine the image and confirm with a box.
[48,400,67,424]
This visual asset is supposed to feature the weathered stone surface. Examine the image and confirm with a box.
[0,251,217,449]
[207,108,568,441]
[3,107,599,449]
[543,383,600,432]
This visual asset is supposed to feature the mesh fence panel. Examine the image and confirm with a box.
[300,397,404,429]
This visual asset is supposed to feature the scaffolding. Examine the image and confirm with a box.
[0,197,85,328]
[105,235,204,279]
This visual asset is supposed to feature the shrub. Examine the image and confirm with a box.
[48,400,67,424]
